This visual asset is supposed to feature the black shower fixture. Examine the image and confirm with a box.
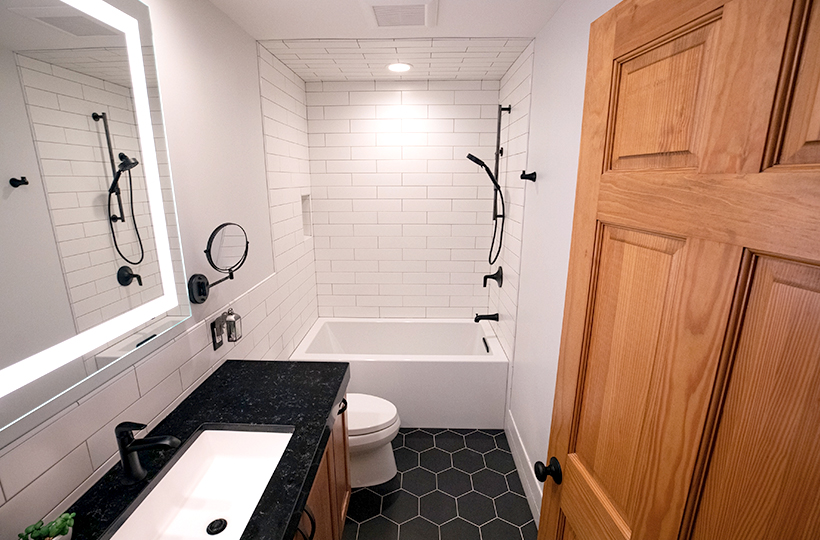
[93,111,145,266]
[467,105,510,266]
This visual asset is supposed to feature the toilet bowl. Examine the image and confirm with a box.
[346,393,400,488]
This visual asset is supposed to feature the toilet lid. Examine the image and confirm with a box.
[346,393,398,436]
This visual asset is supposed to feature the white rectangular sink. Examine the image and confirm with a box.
[107,426,293,540]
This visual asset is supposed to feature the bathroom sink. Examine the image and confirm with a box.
[103,424,293,540]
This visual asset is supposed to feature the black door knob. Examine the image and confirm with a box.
[534,457,562,485]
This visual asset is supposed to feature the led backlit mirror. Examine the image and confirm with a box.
[0,0,190,446]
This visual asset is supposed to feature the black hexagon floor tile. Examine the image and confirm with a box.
[381,489,419,524]
[394,447,419,472]
[348,488,382,522]
[435,430,465,452]
[391,432,404,449]
[419,447,451,472]
[352,427,535,540]
[342,518,358,540]
[404,430,434,451]
[440,517,480,540]
[495,432,511,451]
[522,520,538,540]
[359,516,398,540]
[452,448,484,473]
[496,492,532,526]
[419,490,457,525]
[402,467,436,496]
[481,518,522,540]
[485,448,517,474]
[472,468,508,498]
[399,516,439,540]
[457,491,496,526]
[465,431,496,453]
[370,473,401,496]
[506,470,525,495]
[437,468,472,497]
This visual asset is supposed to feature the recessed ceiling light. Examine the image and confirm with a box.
[388,62,412,72]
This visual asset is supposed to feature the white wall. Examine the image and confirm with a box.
[0,2,319,537]
[306,80,500,318]
[505,0,620,520]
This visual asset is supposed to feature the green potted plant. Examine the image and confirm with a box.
[18,512,75,540]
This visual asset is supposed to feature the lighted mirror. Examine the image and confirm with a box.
[0,0,190,446]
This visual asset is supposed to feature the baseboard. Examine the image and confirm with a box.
[505,408,542,524]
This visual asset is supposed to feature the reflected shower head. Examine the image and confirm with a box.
[117,152,139,172]
[466,153,486,168]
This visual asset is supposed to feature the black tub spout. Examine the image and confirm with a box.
[474,313,499,323]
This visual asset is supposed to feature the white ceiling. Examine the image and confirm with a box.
[208,0,562,41]
[258,38,532,81]
[212,0,561,82]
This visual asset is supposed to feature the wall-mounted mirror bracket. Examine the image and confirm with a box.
[187,270,235,304]
[187,223,248,304]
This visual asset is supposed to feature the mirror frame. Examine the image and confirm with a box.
[205,222,249,273]
[0,0,179,401]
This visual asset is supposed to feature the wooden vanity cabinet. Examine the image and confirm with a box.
[295,400,350,540]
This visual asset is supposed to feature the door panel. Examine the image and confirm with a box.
[575,226,685,512]
[610,19,719,170]
[566,227,740,540]
[689,256,820,540]
[779,0,820,165]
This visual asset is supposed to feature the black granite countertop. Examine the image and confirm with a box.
[68,360,350,540]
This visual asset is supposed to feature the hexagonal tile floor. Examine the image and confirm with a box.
[343,428,536,540]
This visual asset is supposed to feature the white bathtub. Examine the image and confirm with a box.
[290,318,508,428]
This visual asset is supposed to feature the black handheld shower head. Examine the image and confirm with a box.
[117,153,139,172]
[466,153,487,168]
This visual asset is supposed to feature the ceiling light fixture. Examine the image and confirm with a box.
[388,62,412,72]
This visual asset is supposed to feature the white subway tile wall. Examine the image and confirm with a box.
[17,53,162,333]
[308,80,501,318]
[489,43,535,359]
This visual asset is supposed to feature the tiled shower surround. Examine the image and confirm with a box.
[306,80,502,319]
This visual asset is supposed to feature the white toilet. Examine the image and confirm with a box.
[346,393,401,488]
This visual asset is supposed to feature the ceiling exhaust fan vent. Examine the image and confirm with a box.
[372,4,426,27]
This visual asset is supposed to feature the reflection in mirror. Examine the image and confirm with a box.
[0,0,190,446]
[188,223,249,305]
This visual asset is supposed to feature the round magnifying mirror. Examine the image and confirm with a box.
[205,223,248,274]
[187,223,249,304]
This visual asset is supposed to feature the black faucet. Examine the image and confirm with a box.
[115,421,180,484]
[474,313,499,323]
[483,267,503,288]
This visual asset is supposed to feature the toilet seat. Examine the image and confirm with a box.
[346,393,398,436]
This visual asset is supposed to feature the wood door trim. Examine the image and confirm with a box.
[538,4,623,537]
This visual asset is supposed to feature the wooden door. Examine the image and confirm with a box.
[329,403,351,535]
[538,0,820,539]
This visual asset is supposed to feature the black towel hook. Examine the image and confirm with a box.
[520,171,537,182]
[9,177,29,188]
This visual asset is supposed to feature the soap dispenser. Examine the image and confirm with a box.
[225,308,242,342]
